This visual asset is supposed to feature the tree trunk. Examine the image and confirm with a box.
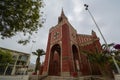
[35,57,40,74]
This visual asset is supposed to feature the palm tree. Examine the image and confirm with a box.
[32,49,45,74]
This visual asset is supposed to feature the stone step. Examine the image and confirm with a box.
[39,76,114,80]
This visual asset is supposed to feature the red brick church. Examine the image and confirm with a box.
[42,10,102,76]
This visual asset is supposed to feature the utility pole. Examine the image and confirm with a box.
[84,4,120,74]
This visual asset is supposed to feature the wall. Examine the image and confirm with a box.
[0,75,29,80]
[114,74,120,80]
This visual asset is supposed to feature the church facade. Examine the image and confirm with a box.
[42,10,102,76]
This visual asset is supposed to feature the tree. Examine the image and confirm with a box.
[0,49,13,66]
[0,0,44,45]
[114,44,120,50]
[102,43,120,73]
[32,49,45,74]
[82,47,109,71]
[82,43,120,79]
[82,45,113,79]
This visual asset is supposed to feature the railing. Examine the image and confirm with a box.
[0,64,28,75]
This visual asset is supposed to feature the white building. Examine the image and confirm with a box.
[0,47,30,75]
[28,63,35,75]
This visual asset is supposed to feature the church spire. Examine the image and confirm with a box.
[61,8,65,17]
[58,9,67,23]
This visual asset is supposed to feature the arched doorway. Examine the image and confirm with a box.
[72,45,80,72]
[48,44,61,76]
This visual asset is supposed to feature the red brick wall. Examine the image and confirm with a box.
[78,39,102,75]
[61,23,74,73]
[42,33,51,73]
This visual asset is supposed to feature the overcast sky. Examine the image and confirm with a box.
[0,0,120,64]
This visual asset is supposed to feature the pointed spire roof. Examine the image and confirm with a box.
[58,9,67,23]
[92,30,95,34]
[61,8,65,17]
[92,30,97,37]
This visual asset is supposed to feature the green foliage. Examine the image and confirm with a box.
[18,39,30,45]
[108,55,120,71]
[82,48,109,67]
[81,45,113,77]
[0,49,13,65]
[0,0,44,44]
[88,53,109,66]
[83,43,120,74]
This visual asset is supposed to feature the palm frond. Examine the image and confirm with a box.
[32,52,38,56]
[81,49,93,55]
[37,49,45,56]
[108,43,115,47]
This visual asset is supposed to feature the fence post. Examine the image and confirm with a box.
[4,63,9,75]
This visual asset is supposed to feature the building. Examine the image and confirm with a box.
[42,10,102,77]
[28,63,35,75]
[0,47,30,75]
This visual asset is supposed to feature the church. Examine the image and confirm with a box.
[42,10,102,77]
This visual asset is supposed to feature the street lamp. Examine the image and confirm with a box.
[84,4,120,74]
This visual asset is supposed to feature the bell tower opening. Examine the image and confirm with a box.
[48,44,61,76]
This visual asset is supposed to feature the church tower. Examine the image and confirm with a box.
[42,9,104,77]
[42,10,81,76]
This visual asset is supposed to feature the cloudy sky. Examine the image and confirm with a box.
[0,0,120,64]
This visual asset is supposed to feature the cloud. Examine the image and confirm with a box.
[72,0,83,15]
[71,0,84,22]
[1,0,120,64]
